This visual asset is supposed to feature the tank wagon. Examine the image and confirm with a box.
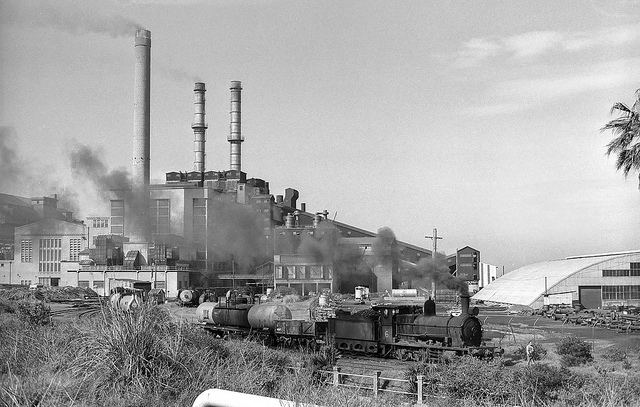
[196,295,500,360]
[176,289,201,307]
[109,287,144,312]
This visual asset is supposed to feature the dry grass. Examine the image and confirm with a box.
[0,304,404,407]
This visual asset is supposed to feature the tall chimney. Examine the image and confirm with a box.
[228,81,243,171]
[131,28,151,242]
[192,82,207,172]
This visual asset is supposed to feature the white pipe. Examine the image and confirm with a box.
[192,388,320,407]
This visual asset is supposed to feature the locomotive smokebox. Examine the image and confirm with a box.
[460,294,470,315]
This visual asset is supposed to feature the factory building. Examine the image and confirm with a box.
[0,193,75,260]
[472,251,640,309]
[2,29,443,296]
[12,218,86,287]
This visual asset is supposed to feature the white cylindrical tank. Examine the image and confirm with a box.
[392,289,418,297]
[247,304,292,330]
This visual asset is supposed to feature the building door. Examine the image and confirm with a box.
[579,286,602,309]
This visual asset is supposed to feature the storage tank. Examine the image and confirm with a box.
[247,304,292,330]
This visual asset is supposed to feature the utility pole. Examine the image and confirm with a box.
[425,228,443,300]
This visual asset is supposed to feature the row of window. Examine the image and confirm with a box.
[274,265,332,280]
[39,238,62,272]
[90,218,109,228]
[602,285,640,300]
[20,238,82,267]
[602,264,640,277]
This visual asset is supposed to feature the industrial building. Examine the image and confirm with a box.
[0,28,471,297]
[472,251,640,309]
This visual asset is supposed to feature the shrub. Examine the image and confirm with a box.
[556,336,593,367]
[514,342,547,362]
[602,346,628,363]
[16,300,51,325]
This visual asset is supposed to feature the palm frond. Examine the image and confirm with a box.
[610,102,631,115]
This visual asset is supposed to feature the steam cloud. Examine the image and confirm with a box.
[0,127,31,195]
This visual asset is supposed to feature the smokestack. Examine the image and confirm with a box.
[133,29,150,189]
[192,82,207,172]
[228,81,243,171]
[131,28,151,242]
[460,294,470,315]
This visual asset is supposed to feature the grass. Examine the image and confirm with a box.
[3,304,640,407]
[0,304,400,407]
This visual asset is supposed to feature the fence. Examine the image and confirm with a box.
[318,366,426,405]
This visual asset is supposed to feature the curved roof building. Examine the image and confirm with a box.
[472,251,640,309]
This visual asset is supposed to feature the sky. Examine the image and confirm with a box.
[1,0,639,271]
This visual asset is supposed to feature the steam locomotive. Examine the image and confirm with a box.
[196,295,501,361]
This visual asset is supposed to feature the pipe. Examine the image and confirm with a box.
[228,81,243,171]
[192,388,319,407]
[192,82,208,173]
[131,28,151,242]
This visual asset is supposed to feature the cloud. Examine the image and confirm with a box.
[466,58,640,116]
[455,25,640,67]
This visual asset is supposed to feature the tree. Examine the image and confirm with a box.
[602,90,640,189]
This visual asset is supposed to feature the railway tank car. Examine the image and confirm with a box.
[109,287,144,312]
[176,289,201,307]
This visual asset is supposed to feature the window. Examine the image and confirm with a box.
[602,285,640,300]
[150,199,170,234]
[20,240,32,262]
[110,200,124,235]
[92,218,109,228]
[296,266,306,279]
[287,266,295,279]
[93,281,104,289]
[324,265,333,279]
[78,281,90,288]
[275,265,284,279]
[39,238,61,273]
[309,265,322,279]
[603,269,630,277]
[69,238,82,261]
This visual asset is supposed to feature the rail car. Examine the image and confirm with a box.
[196,295,501,360]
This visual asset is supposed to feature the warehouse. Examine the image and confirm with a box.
[472,251,640,309]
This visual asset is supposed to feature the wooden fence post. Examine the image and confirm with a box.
[416,375,424,405]
[373,371,381,397]
[332,366,340,386]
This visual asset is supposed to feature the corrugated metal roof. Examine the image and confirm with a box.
[472,252,640,306]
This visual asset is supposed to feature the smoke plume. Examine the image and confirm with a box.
[207,199,266,270]
[409,253,469,296]
[1,0,143,38]
[372,227,400,264]
[0,127,32,195]
[69,143,131,194]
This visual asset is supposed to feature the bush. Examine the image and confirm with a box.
[16,300,51,325]
[514,342,547,362]
[556,337,593,367]
[602,346,628,363]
